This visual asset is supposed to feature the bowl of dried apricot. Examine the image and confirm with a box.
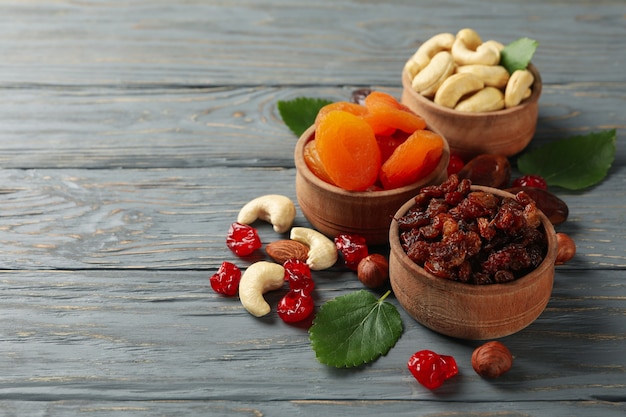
[400,28,542,159]
[389,174,558,340]
[294,91,450,245]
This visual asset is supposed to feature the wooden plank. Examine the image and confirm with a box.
[0,270,623,405]
[0,84,622,169]
[0,0,623,86]
[0,400,623,417]
[0,167,623,270]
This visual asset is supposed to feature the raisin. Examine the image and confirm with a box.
[395,174,548,284]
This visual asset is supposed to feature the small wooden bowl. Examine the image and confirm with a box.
[401,64,542,159]
[389,186,558,340]
[294,125,450,245]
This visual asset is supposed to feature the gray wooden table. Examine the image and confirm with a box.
[0,1,624,416]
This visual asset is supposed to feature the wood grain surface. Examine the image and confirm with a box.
[0,1,624,416]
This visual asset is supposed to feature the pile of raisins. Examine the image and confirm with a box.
[396,174,547,285]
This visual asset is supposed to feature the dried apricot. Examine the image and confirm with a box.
[315,101,368,127]
[380,129,444,190]
[303,139,335,185]
[363,91,426,135]
[315,110,381,191]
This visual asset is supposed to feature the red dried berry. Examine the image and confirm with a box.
[407,350,458,390]
[511,174,547,190]
[334,233,369,271]
[226,222,262,256]
[277,289,315,323]
[284,259,314,294]
[447,154,465,177]
[209,261,242,296]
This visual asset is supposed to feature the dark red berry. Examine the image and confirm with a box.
[209,261,241,296]
[334,233,369,271]
[284,259,314,294]
[512,174,547,190]
[277,289,315,323]
[283,259,312,280]
[407,350,458,390]
[226,222,262,256]
[447,154,465,177]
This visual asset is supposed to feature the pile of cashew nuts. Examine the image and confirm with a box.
[234,194,337,317]
[405,28,535,112]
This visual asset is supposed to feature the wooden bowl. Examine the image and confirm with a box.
[294,125,450,245]
[389,186,558,340]
[401,64,542,160]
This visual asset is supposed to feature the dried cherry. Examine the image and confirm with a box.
[226,222,262,256]
[512,174,547,190]
[334,233,369,271]
[284,259,314,294]
[209,261,242,296]
[407,350,458,390]
[277,289,315,323]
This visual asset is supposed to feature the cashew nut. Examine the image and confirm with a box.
[482,39,505,53]
[456,64,510,89]
[405,32,455,77]
[455,86,505,112]
[290,227,337,270]
[238,261,285,317]
[434,73,484,109]
[504,69,535,108]
[456,28,482,50]
[411,51,456,97]
[237,194,296,234]
[451,37,500,66]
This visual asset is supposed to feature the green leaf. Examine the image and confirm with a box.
[517,129,616,190]
[309,290,403,368]
[277,97,333,137]
[500,37,539,74]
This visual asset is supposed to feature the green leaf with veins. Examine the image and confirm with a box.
[277,97,333,137]
[500,37,538,74]
[517,129,616,190]
[309,290,403,368]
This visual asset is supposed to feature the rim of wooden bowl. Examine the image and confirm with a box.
[401,63,542,118]
[294,124,450,198]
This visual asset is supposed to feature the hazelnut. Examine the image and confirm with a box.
[357,254,389,288]
[471,341,513,378]
[555,232,576,265]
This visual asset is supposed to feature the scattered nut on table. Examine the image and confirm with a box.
[265,239,310,264]
[555,232,576,265]
[472,340,513,378]
[238,261,285,317]
[237,194,296,234]
[357,254,390,289]
[290,227,338,270]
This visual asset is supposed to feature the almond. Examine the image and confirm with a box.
[265,239,309,264]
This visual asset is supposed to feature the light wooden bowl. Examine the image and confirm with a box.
[401,64,542,160]
[294,125,450,245]
[389,186,558,340]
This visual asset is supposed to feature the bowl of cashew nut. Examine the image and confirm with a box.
[401,28,542,160]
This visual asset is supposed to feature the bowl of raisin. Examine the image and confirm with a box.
[294,92,450,245]
[389,174,558,340]
[400,29,542,160]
